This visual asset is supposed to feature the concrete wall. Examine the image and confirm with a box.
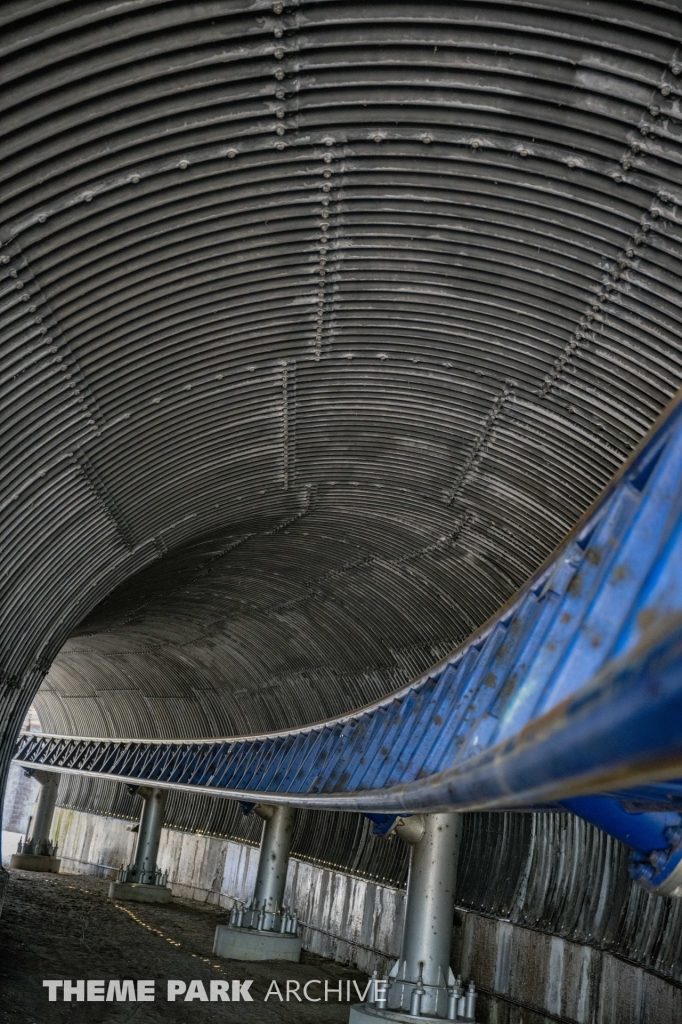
[51,805,137,876]
[455,914,682,1024]
[46,808,682,1024]
[50,806,402,974]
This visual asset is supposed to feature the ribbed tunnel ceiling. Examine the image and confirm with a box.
[4,2,682,752]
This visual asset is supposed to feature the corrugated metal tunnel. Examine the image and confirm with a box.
[3,2,682,1021]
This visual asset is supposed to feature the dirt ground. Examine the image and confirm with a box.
[0,869,370,1024]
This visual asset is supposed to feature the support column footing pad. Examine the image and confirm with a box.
[213,924,302,961]
[10,854,60,873]
[108,881,172,903]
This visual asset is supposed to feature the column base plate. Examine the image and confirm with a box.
[349,1004,477,1024]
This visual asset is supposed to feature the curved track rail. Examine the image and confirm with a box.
[6,1,682,915]
[16,392,682,893]
[5,0,682,764]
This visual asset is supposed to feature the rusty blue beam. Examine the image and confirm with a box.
[14,392,682,892]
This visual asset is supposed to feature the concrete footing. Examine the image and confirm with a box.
[213,924,302,962]
[108,881,172,904]
[10,853,61,873]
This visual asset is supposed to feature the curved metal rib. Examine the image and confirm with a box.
[16,392,682,817]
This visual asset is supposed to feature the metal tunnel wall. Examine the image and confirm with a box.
[4,1,682,1008]
[2,0,682,754]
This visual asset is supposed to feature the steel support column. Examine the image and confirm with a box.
[132,786,168,884]
[253,803,296,916]
[9,769,61,872]
[389,813,462,1016]
[27,770,60,852]
[108,785,171,902]
[213,802,300,961]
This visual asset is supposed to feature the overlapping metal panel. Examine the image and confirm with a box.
[14,394,682,848]
[0,1,680,758]
[4,0,682,920]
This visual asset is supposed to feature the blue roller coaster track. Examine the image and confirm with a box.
[14,393,682,895]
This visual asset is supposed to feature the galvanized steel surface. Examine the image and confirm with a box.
[456,811,682,989]
[3,0,682,772]
[252,802,297,912]
[392,812,461,1015]
[25,771,60,846]
[4,0,682,993]
[131,785,169,882]
[14,393,682,838]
